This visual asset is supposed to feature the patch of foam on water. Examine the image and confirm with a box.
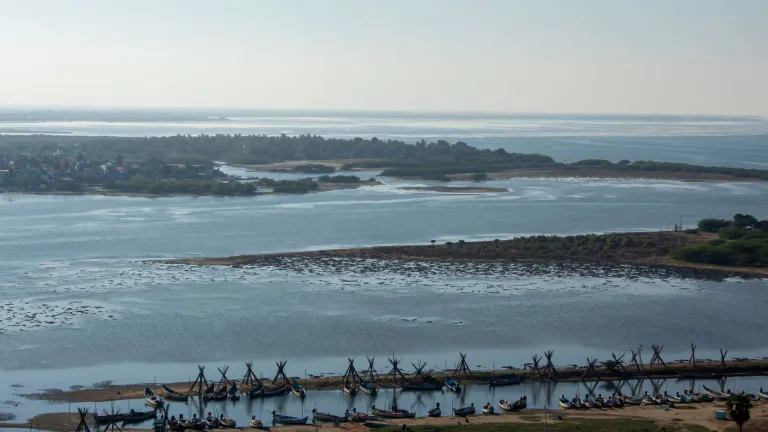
[0,299,117,334]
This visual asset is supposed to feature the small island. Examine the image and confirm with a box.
[3,134,768,198]
[161,214,768,278]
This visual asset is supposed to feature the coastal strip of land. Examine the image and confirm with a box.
[159,231,768,279]
[5,400,768,432]
[20,359,768,404]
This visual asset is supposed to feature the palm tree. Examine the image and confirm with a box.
[430,240,436,248]
[726,393,752,431]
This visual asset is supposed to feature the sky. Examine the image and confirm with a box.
[0,0,766,116]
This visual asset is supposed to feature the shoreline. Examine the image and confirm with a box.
[2,181,380,198]
[157,231,768,279]
[20,359,768,404]
[235,161,768,182]
[4,398,766,432]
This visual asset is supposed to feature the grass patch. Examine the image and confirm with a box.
[516,414,541,422]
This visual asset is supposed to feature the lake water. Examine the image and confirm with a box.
[1,113,767,424]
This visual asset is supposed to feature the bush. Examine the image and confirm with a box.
[470,173,488,181]
[698,218,731,233]
[710,239,726,246]
[684,228,699,234]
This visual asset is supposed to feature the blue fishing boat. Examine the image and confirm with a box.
[359,379,377,396]
[291,379,307,398]
[445,376,462,393]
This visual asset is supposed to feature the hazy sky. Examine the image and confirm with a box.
[1,0,766,115]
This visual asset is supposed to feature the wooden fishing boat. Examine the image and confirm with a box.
[574,397,586,409]
[272,412,308,425]
[401,380,442,391]
[702,385,727,399]
[312,409,348,423]
[427,403,441,417]
[145,387,164,408]
[249,416,266,429]
[249,385,289,398]
[181,417,206,430]
[359,379,377,396]
[594,396,606,408]
[228,382,241,401]
[204,386,228,402]
[488,373,523,387]
[162,385,189,402]
[123,409,157,423]
[371,405,416,419]
[558,397,573,409]
[513,396,528,410]
[343,382,358,396]
[482,403,494,415]
[666,394,683,403]
[453,403,475,416]
[498,400,514,412]
[445,376,462,393]
[205,414,220,429]
[759,387,768,400]
[94,412,126,423]
[621,396,642,406]
[642,394,656,405]
[291,379,307,398]
[654,394,667,405]
[348,409,379,423]
[218,414,236,428]
[583,396,596,408]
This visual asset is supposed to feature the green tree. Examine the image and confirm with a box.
[698,218,730,233]
[733,213,758,229]
[725,393,752,431]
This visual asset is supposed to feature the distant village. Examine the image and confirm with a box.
[0,152,224,192]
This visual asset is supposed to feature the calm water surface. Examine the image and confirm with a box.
[1,116,767,423]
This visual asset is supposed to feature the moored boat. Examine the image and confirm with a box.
[759,387,768,400]
[228,382,241,401]
[348,408,379,423]
[205,413,219,428]
[489,373,523,387]
[498,399,514,412]
[401,380,442,391]
[219,414,236,428]
[371,405,416,419]
[445,376,462,393]
[558,396,573,410]
[343,382,358,396]
[312,409,348,423]
[453,403,475,416]
[145,387,164,408]
[272,411,308,425]
[249,385,290,398]
[428,403,441,417]
[482,402,494,415]
[291,379,307,398]
[249,416,265,429]
[162,385,189,402]
[204,386,229,402]
[123,409,157,423]
[359,379,377,396]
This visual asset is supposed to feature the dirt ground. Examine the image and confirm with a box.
[4,403,768,432]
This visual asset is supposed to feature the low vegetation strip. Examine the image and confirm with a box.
[162,216,768,278]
